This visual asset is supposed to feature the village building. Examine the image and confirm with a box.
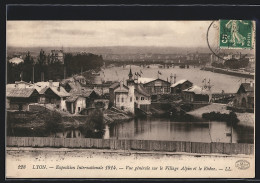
[113,81,134,113]
[142,78,171,95]
[6,87,39,111]
[170,79,193,94]
[65,84,101,114]
[233,82,254,110]
[65,95,86,114]
[38,85,70,111]
[109,69,151,114]
[182,85,212,103]
[51,50,64,64]
[134,84,151,112]
[73,75,87,85]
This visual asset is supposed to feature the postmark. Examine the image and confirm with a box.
[235,160,250,170]
[219,20,253,49]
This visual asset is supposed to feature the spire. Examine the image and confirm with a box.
[128,67,133,79]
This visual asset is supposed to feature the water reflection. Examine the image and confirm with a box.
[106,117,253,144]
[8,117,253,144]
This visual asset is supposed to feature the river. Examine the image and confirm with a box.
[100,65,254,143]
[104,117,253,144]
[101,65,254,93]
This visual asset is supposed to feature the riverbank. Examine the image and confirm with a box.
[201,66,254,79]
[6,147,254,178]
[103,107,134,124]
[187,103,254,127]
[7,108,133,138]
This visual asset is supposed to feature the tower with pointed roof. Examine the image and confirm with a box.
[127,68,135,86]
[126,68,135,113]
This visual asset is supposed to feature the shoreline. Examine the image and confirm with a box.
[187,103,254,127]
[201,66,254,79]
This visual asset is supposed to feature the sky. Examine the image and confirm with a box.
[7,21,215,48]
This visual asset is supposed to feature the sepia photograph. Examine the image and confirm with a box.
[5,19,255,178]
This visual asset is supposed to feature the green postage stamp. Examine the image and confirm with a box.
[219,20,254,49]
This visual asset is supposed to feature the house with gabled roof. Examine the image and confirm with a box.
[6,87,39,111]
[38,85,70,111]
[233,82,254,110]
[66,89,100,114]
[182,85,211,103]
[142,78,171,95]
[170,79,193,94]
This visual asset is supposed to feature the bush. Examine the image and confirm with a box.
[202,111,239,124]
[45,111,64,133]
[83,109,105,138]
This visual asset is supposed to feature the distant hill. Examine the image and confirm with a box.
[7,46,254,58]
[7,46,210,55]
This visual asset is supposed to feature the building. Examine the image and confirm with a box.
[182,85,212,103]
[142,78,171,95]
[233,82,254,110]
[114,81,134,113]
[38,85,70,111]
[170,79,193,94]
[109,68,151,114]
[6,87,39,111]
[51,50,64,64]
[134,84,151,112]
[65,96,86,114]
[73,75,87,85]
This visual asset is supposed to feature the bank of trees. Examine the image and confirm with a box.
[7,50,104,83]
[211,58,249,69]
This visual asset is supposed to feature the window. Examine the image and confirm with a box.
[78,107,81,112]
[117,97,119,102]
[122,98,124,102]
[141,97,144,100]
[130,97,132,102]
[136,97,139,100]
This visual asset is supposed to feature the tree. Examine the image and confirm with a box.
[64,53,104,77]
[35,49,47,82]
[45,111,63,134]
[22,51,34,82]
[83,109,105,138]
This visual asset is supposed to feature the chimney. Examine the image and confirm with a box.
[57,86,60,92]
[49,80,53,87]
[120,80,123,89]
[174,74,176,84]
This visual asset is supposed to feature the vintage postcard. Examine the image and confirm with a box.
[6,20,255,178]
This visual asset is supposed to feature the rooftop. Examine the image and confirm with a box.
[135,84,150,97]
[39,86,70,97]
[170,79,190,88]
[137,77,156,84]
[183,85,210,95]
[6,88,38,98]
[240,83,254,92]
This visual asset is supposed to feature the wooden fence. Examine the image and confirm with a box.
[6,137,254,155]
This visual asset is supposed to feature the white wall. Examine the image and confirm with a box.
[60,97,67,111]
[75,97,86,114]
[135,92,151,108]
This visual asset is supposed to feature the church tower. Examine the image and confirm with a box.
[127,68,135,86]
[126,68,135,114]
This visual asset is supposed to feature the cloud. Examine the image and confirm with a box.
[7,21,213,47]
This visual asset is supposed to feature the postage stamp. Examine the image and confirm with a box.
[219,20,254,49]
